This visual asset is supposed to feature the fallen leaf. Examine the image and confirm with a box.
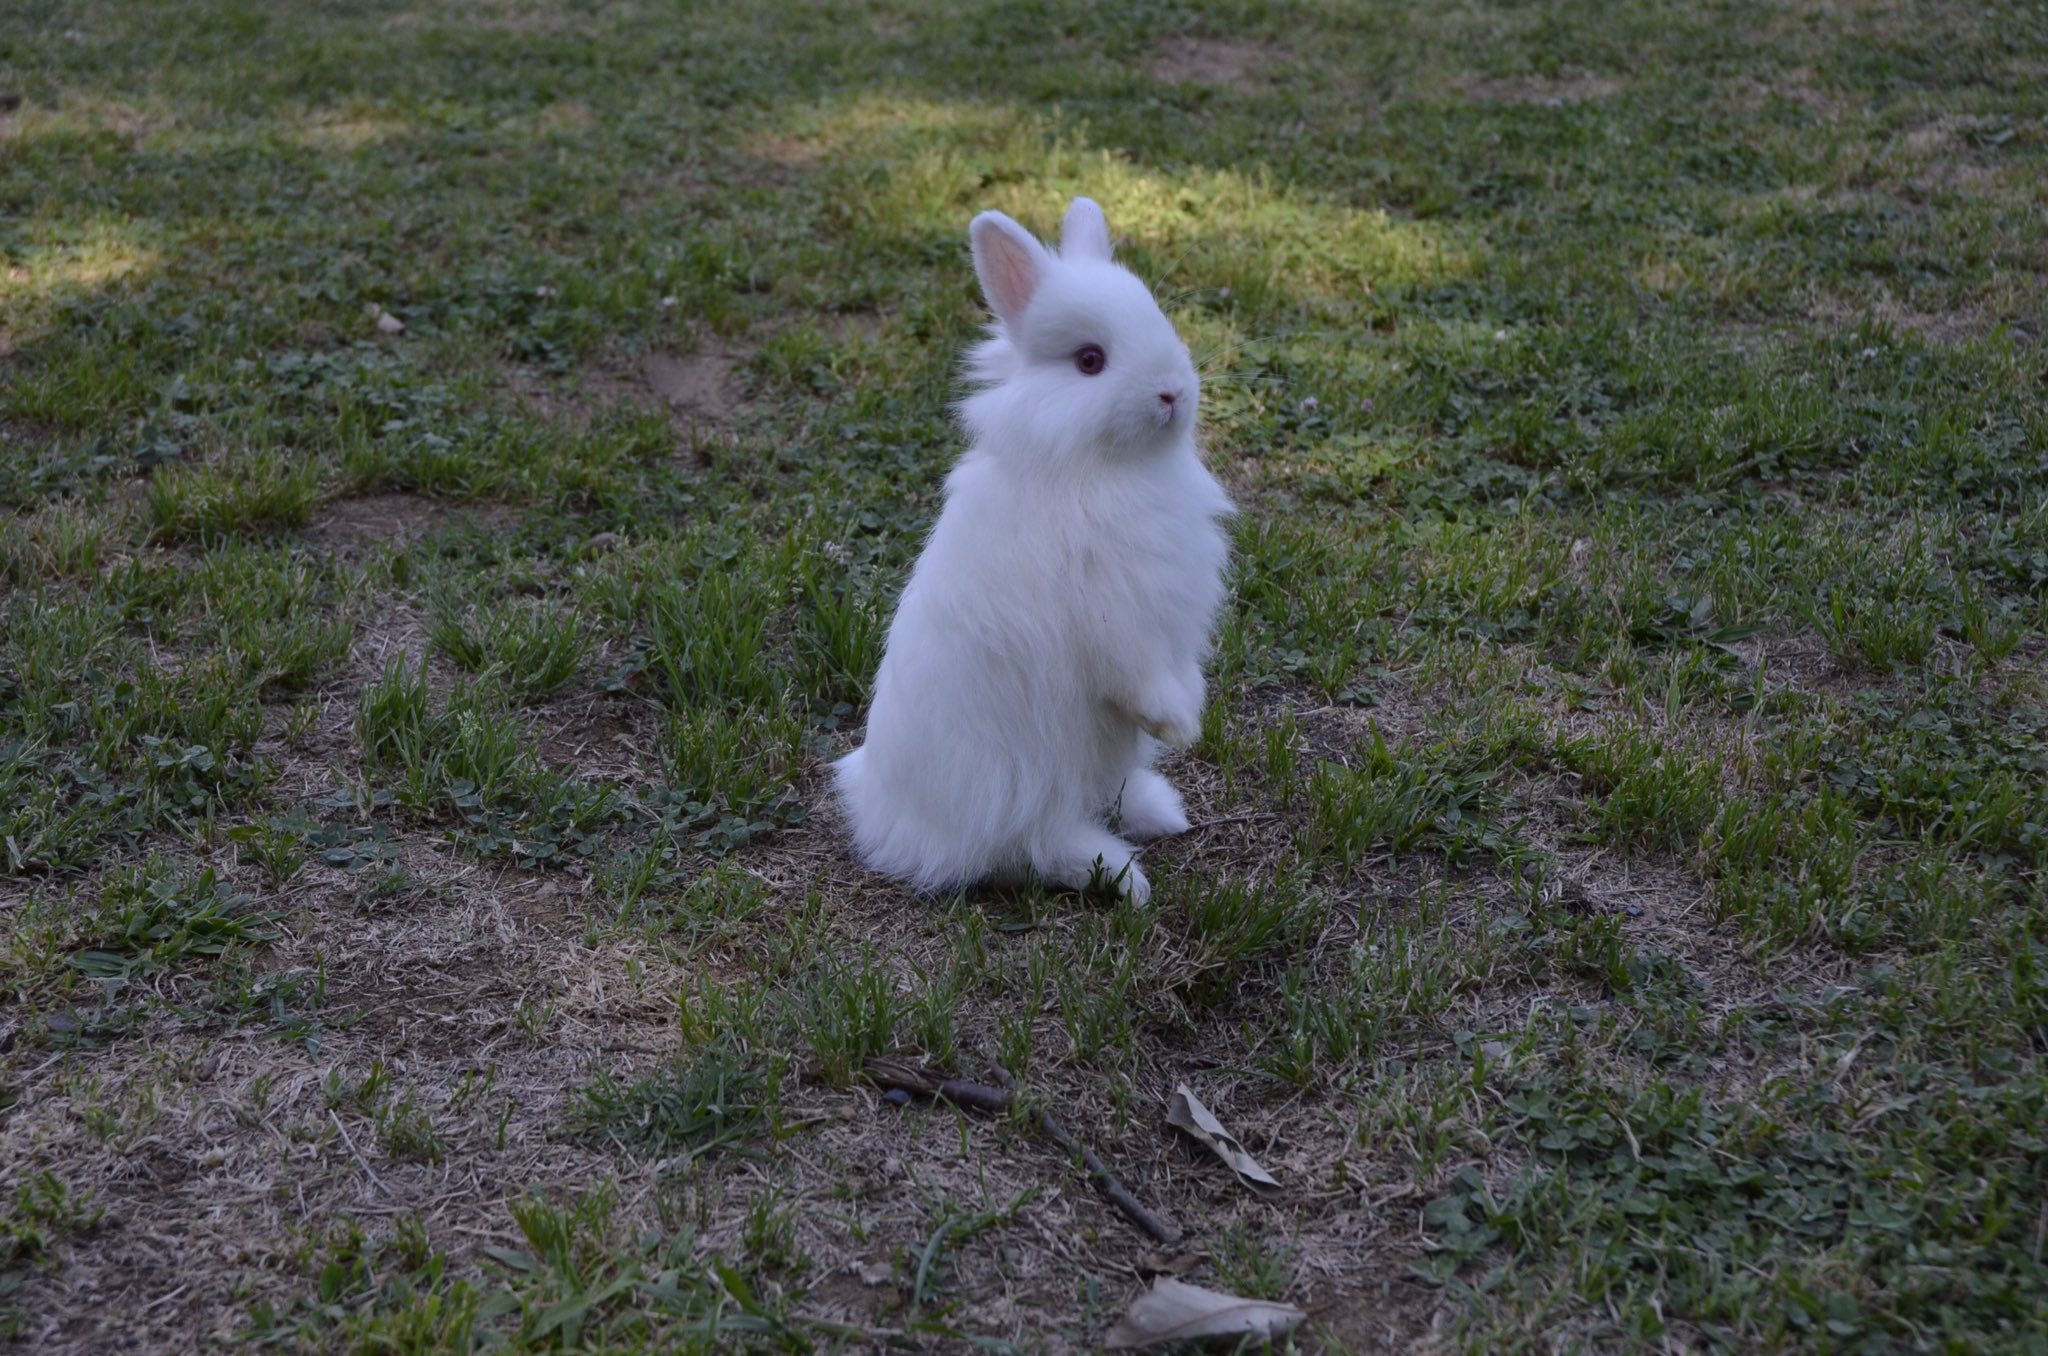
[1135,1250,1203,1278]
[857,1260,892,1286]
[1104,1278,1305,1349]
[1166,1084,1282,1200]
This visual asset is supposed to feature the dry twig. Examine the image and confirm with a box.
[863,1059,1182,1247]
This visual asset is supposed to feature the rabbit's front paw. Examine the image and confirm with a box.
[1039,830,1150,904]
[1136,712,1200,749]
[1132,671,1203,748]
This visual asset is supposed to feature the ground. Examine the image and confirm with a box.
[1,0,2045,1352]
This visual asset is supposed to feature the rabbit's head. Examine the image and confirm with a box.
[961,198,1198,462]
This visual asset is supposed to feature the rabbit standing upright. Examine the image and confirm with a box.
[833,198,1234,904]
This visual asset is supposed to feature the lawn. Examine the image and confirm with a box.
[2,0,2046,1351]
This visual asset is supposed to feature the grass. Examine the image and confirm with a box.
[2,0,2046,1351]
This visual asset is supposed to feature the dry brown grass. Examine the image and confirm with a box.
[1147,36,1280,92]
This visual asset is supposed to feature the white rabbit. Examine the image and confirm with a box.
[833,197,1234,904]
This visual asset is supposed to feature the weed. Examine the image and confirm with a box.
[144,452,321,543]
[428,594,592,703]
[66,862,272,982]
[797,949,906,1087]
[1305,727,1509,868]
[578,1040,771,1162]
[376,1090,444,1165]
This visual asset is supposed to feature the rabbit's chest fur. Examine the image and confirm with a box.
[927,447,1230,685]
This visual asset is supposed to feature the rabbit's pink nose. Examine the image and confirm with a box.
[1158,391,1178,408]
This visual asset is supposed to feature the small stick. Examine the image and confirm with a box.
[864,1060,1180,1247]
[864,1059,1012,1111]
[1034,1105,1183,1248]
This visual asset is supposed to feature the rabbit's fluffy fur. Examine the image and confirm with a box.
[833,199,1232,904]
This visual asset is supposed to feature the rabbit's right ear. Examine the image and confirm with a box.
[1060,198,1113,262]
[970,211,1048,329]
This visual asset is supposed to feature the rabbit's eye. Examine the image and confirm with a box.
[1074,344,1107,376]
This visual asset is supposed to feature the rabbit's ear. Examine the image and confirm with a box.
[970,211,1048,328]
[1060,197,1113,262]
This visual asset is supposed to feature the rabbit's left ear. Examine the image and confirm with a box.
[971,211,1049,329]
[1060,197,1113,262]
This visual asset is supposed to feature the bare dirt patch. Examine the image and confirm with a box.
[743,133,824,173]
[500,361,631,426]
[1721,65,1849,120]
[305,491,461,556]
[535,100,596,134]
[346,592,440,688]
[1723,223,2040,343]
[0,93,159,148]
[1879,113,2034,197]
[639,350,747,425]
[1149,36,1280,91]
[502,346,754,437]
[1809,288,2011,346]
[530,691,663,786]
[287,111,410,153]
